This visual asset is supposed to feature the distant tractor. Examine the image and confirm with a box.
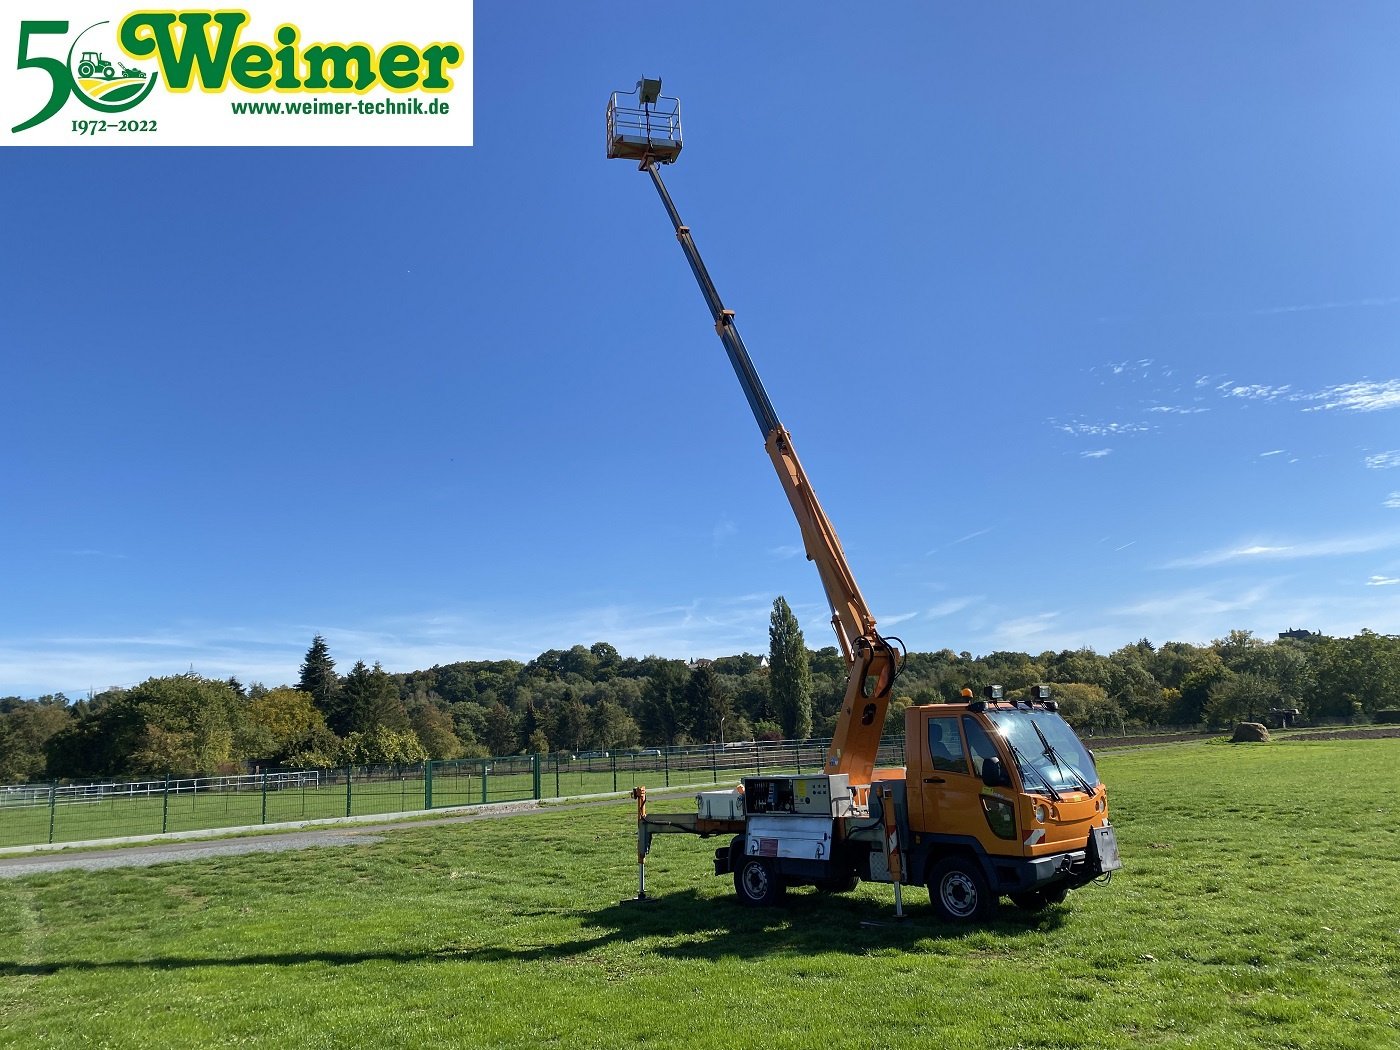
[77,51,116,80]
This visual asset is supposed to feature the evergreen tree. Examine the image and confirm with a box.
[638,660,690,747]
[339,661,410,736]
[297,635,341,725]
[768,597,813,739]
[685,664,732,744]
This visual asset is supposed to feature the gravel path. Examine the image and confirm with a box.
[0,799,591,879]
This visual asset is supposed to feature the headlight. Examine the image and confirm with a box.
[1095,797,1106,813]
[1033,803,1048,823]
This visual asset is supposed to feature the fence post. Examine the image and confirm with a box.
[612,754,618,794]
[532,754,542,799]
[664,748,670,788]
[345,767,353,817]
[48,782,57,844]
[711,747,717,784]
[795,741,801,774]
[481,759,489,805]
[261,771,268,825]
[161,774,170,834]
[425,761,433,810]
[554,756,560,798]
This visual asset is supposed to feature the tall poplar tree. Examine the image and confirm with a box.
[768,597,813,739]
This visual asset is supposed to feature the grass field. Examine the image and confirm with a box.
[2,738,1398,1049]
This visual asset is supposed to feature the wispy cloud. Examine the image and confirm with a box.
[1148,405,1209,415]
[1368,575,1400,586]
[1366,451,1400,469]
[1301,380,1400,413]
[881,611,919,626]
[927,597,978,619]
[1252,295,1400,315]
[952,527,993,545]
[768,544,801,559]
[1081,449,1112,459]
[1219,382,1291,402]
[1259,449,1286,458]
[1166,532,1400,568]
[711,518,737,546]
[1385,493,1400,509]
[1053,420,1151,437]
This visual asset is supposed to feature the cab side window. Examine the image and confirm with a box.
[927,716,967,774]
[963,716,1001,781]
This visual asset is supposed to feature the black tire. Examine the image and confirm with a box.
[78,62,95,78]
[734,855,785,907]
[928,856,995,923]
[1011,883,1069,912]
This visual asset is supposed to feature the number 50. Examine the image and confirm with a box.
[13,21,71,133]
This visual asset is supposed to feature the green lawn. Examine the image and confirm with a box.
[1,739,1397,1049]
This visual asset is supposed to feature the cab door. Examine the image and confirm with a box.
[908,711,988,846]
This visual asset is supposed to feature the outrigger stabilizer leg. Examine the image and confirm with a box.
[622,786,657,904]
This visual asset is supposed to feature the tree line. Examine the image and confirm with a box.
[1,600,1397,783]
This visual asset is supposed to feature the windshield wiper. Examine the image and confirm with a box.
[1006,742,1061,802]
[1030,719,1094,794]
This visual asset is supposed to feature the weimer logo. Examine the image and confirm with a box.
[13,20,158,132]
[5,4,474,147]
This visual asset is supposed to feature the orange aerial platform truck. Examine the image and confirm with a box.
[607,79,1121,921]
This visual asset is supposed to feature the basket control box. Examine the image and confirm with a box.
[741,774,852,817]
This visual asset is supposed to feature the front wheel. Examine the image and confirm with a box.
[734,856,785,907]
[928,856,995,923]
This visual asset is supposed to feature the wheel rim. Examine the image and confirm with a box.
[741,862,770,900]
[940,871,979,917]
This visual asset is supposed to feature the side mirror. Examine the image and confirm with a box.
[981,756,1012,788]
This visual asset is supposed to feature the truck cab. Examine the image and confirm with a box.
[903,692,1120,920]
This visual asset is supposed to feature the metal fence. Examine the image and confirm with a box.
[0,738,908,849]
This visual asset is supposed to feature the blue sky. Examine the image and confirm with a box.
[3,2,1399,696]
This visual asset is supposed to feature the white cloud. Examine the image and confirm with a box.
[1166,532,1400,568]
[1218,382,1291,402]
[712,518,737,545]
[1259,449,1286,458]
[1054,420,1151,437]
[1301,379,1400,413]
[1253,294,1400,315]
[1081,449,1112,459]
[768,544,801,559]
[927,597,978,618]
[952,527,993,545]
[1366,451,1400,469]
[1385,493,1400,509]
[881,611,920,626]
[1368,575,1400,586]
[1148,405,1209,415]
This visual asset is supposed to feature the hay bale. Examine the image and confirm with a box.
[1230,722,1270,743]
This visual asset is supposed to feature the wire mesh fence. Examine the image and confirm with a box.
[0,738,909,849]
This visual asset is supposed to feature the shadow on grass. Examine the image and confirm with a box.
[0,888,1067,976]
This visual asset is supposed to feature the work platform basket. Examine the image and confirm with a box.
[606,78,682,164]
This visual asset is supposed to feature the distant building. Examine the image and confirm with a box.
[1278,628,1321,642]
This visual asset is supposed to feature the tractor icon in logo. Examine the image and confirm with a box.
[76,51,116,81]
[68,23,157,109]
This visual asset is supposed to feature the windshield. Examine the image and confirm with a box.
[987,710,1099,794]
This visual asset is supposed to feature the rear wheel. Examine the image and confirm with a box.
[734,856,785,907]
[78,61,95,77]
[928,856,995,923]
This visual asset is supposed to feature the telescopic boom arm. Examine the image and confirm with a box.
[640,159,900,787]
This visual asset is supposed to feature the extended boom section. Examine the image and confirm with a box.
[643,158,901,785]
